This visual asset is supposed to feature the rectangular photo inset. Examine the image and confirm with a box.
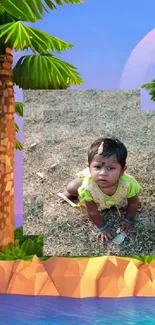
[25,89,155,256]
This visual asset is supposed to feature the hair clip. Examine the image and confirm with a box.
[98,141,104,154]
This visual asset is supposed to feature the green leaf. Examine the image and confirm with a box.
[4,245,15,254]
[35,235,44,245]
[22,255,36,261]
[0,252,4,260]
[15,102,23,117]
[21,238,42,256]
[13,54,83,89]
[0,22,74,53]
[14,226,23,239]
[0,7,5,15]
[15,138,23,150]
[18,235,43,248]
[2,227,46,261]
[3,255,14,260]
[125,255,155,264]
[14,113,23,150]
[141,79,155,101]
[0,0,41,22]
[0,10,17,24]
[0,0,83,22]
[24,0,44,18]
[3,245,26,259]
[44,0,83,10]
[15,122,19,132]
[142,256,155,264]
[14,239,20,247]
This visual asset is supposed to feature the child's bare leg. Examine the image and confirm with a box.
[63,177,83,200]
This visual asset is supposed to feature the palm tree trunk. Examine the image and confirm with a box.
[0,47,15,251]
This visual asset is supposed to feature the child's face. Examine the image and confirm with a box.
[89,154,126,189]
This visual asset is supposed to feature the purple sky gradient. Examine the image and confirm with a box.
[13,0,155,226]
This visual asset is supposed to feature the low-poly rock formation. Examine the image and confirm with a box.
[0,256,155,297]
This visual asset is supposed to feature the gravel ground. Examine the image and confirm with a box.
[24,90,155,256]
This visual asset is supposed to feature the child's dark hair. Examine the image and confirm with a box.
[88,137,127,168]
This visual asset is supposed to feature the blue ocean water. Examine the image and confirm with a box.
[0,294,155,324]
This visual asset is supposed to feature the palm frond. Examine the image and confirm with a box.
[0,22,73,53]
[15,102,23,117]
[0,0,83,22]
[141,79,155,101]
[15,122,19,132]
[0,9,17,24]
[45,0,83,6]
[42,0,83,11]
[13,54,83,89]
[0,0,42,22]
[15,139,23,150]
[14,118,23,150]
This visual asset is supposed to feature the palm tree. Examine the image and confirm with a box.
[141,79,155,101]
[0,0,83,251]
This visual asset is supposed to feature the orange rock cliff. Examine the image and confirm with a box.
[0,256,155,297]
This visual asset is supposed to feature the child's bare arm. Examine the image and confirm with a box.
[120,195,139,232]
[85,201,113,242]
[85,201,105,228]
[126,195,139,220]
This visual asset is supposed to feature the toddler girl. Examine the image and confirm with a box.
[61,137,143,243]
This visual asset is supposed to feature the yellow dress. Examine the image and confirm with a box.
[76,168,143,211]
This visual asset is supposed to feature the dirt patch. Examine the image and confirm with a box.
[24,90,155,256]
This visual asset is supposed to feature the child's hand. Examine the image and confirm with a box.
[97,226,114,243]
[119,220,134,234]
